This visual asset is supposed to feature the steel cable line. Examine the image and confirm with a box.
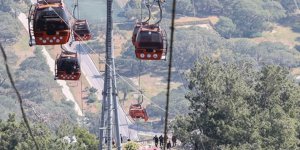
[0,43,40,150]
[155,0,163,25]
[31,3,171,142]
[142,0,155,23]
[36,0,174,142]
[38,0,173,116]
[162,0,176,149]
[72,0,85,125]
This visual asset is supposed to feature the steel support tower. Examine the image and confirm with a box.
[99,0,122,149]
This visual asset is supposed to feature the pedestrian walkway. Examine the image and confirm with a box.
[140,146,161,150]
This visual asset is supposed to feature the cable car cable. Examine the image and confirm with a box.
[49,4,170,112]
[138,60,143,105]
[36,0,174,140]
[60,44,67,52]
[34,2,172,143]
[72,1,77,18]
[40,0,172,114]
[140,0,143,22]
[49,1,168,112]
[76,0,85,124]
[162,0,176,149]
[143,0,152,23]
[155,0,163,25]
[0,43,40,150]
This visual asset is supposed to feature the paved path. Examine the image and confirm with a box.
[64,42,139,140]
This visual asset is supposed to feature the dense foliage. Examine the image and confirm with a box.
[124,141,140,150]
[0,12,21,43]
[87,87,98,103]
[0,114,98,150]
[158,0,300,38]
[0,0,30,43]
[173,59,300,149]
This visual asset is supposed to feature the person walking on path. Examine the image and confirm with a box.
[172,135,177,147]
[153,135,159,147]
[159,135,164,147]
[167,141,172,149]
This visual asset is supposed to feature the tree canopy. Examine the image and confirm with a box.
[0,114,98,150]
[173,59,300,149]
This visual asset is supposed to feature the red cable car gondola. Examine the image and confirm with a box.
[28,0,70,46]
[135,24,167,60]
[129,104,149,121]
[73,19,92,41]
[55,51,81,80]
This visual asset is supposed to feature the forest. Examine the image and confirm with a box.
[1,0,300,149]
[121,0,300,149]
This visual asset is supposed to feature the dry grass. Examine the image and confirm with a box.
[134,74,181,98]
[113,34,127,57]
[291,68,300,76]
[175,16,219,24]
[50,87,66,102]
[249,24,300,74]
[252,25,300,48]
[89,53,106,72]
[125,74,181,106]
[10,30,34,66]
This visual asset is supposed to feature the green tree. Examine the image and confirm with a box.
[166,0,193,15]
[262,1,286,21]
[73,127,99,150]
[194,0,222,15]
[0,0,12,12]
[89,87,98,94]
[87,93,97,103]
[0,114,98,150]
[0,12,21,42]
[232,40,299,67]
[124,141,140,150]
[122,0,147,20]
[215,16,236,38]
[280,0,299,14]
[87,87,98,103]
[173,59,300,149]
[191,0,286,37]
[230,0,268,37]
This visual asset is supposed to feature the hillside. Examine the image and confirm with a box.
[2,0,300,149]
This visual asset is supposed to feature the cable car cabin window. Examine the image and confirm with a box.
[137,31,163,49]
[75,29,90,36]
[57,58,79,74]
[74,24,90,35]
[38,0,61,4]
[44,0,61,3]
[34,7,69,34]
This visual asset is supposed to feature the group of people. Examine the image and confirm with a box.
[153,135,177,149]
